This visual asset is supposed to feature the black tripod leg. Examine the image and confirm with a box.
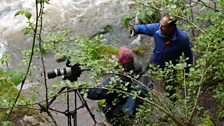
[48,87,67,107]
[77,91,97,124]
[47,87,98,126]
[67,87,72,126]
[74,90,77,126]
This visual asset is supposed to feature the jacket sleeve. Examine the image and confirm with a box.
[86,75,113,100]
[134,23,159,36]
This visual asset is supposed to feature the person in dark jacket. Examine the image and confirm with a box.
[85,47,146,126]
[129,14,193,100]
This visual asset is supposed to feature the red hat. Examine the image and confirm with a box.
[118,47,134,65]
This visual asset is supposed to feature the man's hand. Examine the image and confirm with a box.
[129,23,136,37]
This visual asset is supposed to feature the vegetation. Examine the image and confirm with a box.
[0,0,224,126]
[127,0,224,126]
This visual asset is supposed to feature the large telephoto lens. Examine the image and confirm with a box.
[47,67,72,79]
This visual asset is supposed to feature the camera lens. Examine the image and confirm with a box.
[47,67,72,79]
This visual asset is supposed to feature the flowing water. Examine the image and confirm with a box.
[0,0,152,125]
[1,0,125,68]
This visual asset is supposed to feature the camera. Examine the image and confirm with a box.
[47,64,82,82]
[47,56,83,82]
[47,67,72,79]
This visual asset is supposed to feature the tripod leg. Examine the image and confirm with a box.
[74,90,77,126]
[67,87,72,126]
[48,87,67,107]
[76,91,97,124]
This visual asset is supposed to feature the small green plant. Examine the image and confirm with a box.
[1,121,15,126]
[133,48,145,55]
[3,70,25,86]
[214,83,224,119]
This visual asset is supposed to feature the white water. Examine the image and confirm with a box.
[0,39,7,59]
[0,0,137,69]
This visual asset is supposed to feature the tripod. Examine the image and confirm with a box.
[46,86,97,126]
[44,60,99,126]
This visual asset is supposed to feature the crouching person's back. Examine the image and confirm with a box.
[82,47,147,126]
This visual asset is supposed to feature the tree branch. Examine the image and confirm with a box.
[6,0,39,120]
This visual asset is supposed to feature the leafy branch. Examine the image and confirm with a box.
[7,0,40,120]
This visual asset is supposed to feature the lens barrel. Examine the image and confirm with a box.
[47,67,72,79]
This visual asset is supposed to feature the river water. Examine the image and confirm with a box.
[0,0,152,125]
[1,0,126,68]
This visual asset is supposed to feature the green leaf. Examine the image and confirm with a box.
[3,70,25,86]
[25,11,32,20]
[14,10,25,17]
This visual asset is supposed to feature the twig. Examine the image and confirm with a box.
[115,72,172,112]
[38,0,49,110]
[199,0,221,12]
[99,86,185,126]
[46,110,59,126]
[6,0,39,120]
[187,69,205,124]
[148,0,210,39]
[183,70,188,118]
[174,15,209,38]
[189,0,196,36]
[186,27,223,123]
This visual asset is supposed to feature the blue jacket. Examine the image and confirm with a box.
[135,23,193,69]
[86,63,146,122]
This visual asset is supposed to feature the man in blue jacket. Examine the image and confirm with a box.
[129,14,193,100]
